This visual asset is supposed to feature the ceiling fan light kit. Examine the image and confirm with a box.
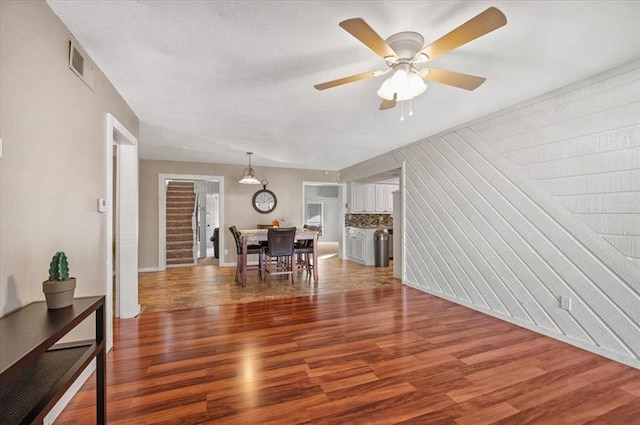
[314,7,507,115]
[377,66,427,101]
[239,152,261,185]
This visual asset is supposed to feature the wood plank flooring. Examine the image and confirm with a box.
[56,255,640,424]
[138,243,395,312]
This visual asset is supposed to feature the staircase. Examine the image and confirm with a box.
[166,181,195,266]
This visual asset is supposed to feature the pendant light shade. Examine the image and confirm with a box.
[239,152,261,184]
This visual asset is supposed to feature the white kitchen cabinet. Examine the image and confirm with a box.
[376,184,398,212]
[350,182,365,212]
[385,184,398,212]
[350,182,398,213]
[353,232,366,262]
[346,231,354,259]
[364,184,376,212]
[345,227,376,265]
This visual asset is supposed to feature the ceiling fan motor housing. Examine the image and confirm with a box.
[385,31,425,62]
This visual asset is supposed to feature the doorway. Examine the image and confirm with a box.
[302,182,347,258]
[106,114,139,350]
[195,182,220,262]
[158,174,225,270]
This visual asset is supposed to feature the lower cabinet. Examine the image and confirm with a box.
[353,234,366,263]
[346,232,354,259]
[345,227,375,266]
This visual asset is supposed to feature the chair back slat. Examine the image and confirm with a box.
[229,226,242,254]
[267,227,296,256]
[299,225,321,248]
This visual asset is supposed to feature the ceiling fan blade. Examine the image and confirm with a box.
[415,7,506,62]
[421,68,486,90]
[314,69,386,90]
[339,18,398,61]
[379,93,397,110]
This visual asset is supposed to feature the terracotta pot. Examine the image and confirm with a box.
[42,277,76,309]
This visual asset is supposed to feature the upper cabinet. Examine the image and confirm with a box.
[364,184,376,212]
[350,182,398,213]
[351,182,366,212]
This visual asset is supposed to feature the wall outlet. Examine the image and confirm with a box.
[224,249,228,255]
[560,296,572,311]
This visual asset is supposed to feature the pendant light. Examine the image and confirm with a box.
[239,152,261,184]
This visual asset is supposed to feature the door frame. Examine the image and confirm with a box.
[301,182,347,258]
[105,113,139,346]
[158,174,225,270]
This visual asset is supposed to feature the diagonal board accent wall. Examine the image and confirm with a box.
[479,67,640,266]
[339,60,640,368]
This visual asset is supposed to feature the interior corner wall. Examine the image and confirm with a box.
[339,60,640,369]
[138,160,337,269]
[0,0,139,316]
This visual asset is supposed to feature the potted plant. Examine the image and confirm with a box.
[42,251,76,309]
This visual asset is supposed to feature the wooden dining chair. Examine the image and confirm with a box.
[294,225,321,277]
[256,224,273,249]
[264,227,296,284]
[229,225,264,282]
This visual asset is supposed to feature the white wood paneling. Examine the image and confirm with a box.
[339,60,640,368]
[519,147,640,180]
[505,125,640,166]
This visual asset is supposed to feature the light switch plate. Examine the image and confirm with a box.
[97,198,107,213]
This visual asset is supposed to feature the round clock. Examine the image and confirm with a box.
[252,179,277,214]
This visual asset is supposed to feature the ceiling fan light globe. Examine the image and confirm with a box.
[377,78,396,100]
[395,90,414,102]
[408,72,427,95]
[391,69,408,92]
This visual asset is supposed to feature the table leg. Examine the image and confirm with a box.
[96,303,106,424]
[242,237,248,287]
[312,233,319,282]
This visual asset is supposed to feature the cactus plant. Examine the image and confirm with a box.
[43,251,75,309]
[48,251,70,281]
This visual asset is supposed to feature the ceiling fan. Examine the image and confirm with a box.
[314,7,507,111]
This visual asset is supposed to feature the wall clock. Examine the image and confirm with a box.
[252,179,277,214]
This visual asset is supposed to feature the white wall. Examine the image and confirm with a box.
[340,60,640,368]
[139,160,337,269]
[0,0,138,315]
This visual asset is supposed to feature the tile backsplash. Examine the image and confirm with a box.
[345,213,393,228]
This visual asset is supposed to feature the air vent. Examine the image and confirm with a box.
[68,40,94,90]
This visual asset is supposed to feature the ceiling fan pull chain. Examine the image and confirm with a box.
[409,98,414,117]
[400,101,405,121]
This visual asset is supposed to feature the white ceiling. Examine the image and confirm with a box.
[46,1,640,171]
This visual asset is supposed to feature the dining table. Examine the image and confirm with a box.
[237,227,319,286]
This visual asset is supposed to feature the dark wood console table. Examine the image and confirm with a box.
[0,296,106,424]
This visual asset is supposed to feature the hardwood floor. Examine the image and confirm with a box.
[138,243,395,312]
[56,255,640,424]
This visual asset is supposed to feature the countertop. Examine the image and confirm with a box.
[346,226,392,230]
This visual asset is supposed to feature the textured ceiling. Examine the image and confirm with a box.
[46,1,640,171]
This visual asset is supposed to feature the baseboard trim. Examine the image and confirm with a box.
[139,267,161,273]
